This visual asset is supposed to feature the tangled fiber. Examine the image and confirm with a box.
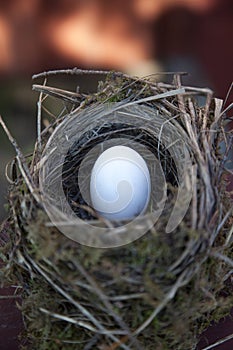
[0,69,232,350]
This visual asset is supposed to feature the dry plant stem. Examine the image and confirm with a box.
[210,207,233,245]
[0,116,32,182]
[32,68,118,80]
[39,308,127,335]
[32,68,187,81]
[220,102,233,117]
[191,164,198,230]
[0,295,21,299]
[211,251,233,268]
[37,79,47,152]
[108,293,146,301]
[33,84,83,104]
[224,224,233,247]
[104,335,131,350]
[24,252,132,350]
[114,88,186,109]
[223,82,233,107]
[15,155,41,204]
[157,82,213,96]
[0,116,40,204]
[201,333,233,350]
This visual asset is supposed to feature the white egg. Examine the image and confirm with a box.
[90,145,151,221]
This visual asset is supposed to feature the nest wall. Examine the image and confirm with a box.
[0,69,232,350]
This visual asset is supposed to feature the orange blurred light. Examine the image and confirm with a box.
[47,0,217,73]
[134,0,216,19]
[0,15,12,71]
[47,9,150,70]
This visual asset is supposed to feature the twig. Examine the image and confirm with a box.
[210,207,233,245]
[201,333,233,350]
[0,115,40,203]
[114,88,185,109]
[108,293,146,301]
[220,102,233,117]
[33,84,83,103]
[157,82,212,95]
[37,78,47,152]
[39,308,127,335]
[224,224,233,247]
[0,295,22,299]
[211,251,233,268]
[16,155,41,203]
[0,115,31,182]
[32,68,119,80]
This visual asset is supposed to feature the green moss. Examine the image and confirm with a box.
[5,205,231,349]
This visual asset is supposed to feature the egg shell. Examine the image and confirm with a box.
[90,145,151,220]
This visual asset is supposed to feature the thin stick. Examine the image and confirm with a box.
[211,251,233,268]
[0,295,22,299]
[32,68,189,81]
[114,88,185,110]
[39,308,127,335]
[201,333,233,350]
[0,115,40,203]
[223,82,233,107]
[33,84,83,103]
[224,224,233,247]
[0,116,30,178]
[37,78,47,151]
[16,155,41,203]
[157,82,212,95]
[220,102,233,117]
[32,68,119,80]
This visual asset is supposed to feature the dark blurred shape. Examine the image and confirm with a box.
[0,286,24,350]
[197,309,233,350]
[0,0,232,94]
[156,0,233,97]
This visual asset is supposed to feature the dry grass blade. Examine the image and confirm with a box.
[201,333,233,350]
[33,84,83,103]
[0,116,41,204]
[39,308,127,335]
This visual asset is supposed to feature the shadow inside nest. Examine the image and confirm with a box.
[62,122,178,221]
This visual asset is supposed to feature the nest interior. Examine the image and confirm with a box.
[0,69,233,350]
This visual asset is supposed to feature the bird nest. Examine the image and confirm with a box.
[0,68,233,350]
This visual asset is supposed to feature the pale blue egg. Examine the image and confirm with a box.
[90,146,151,221]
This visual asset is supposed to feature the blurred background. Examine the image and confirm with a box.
[0,0,232,221]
